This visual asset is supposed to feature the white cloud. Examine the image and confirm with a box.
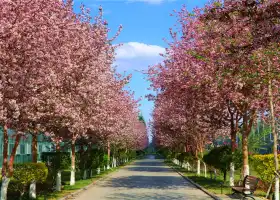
[114,42,165,72]
[116,42,165,59]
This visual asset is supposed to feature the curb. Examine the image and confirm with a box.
[169,165,222,200]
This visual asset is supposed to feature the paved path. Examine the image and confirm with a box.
[75,155,214,200]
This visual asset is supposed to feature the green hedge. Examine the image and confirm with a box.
[11,163,48,197]
[251,154,280,185]
[177,152,195,165]
[203,146,232,181]
[41,152,71,172]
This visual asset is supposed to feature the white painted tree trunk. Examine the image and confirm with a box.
[83,170,87,180]
[214,169,217,180]
[275,177,279,200]
[90,169,93,177]
[29,181,36,199]
[197,160,201,175]
[0,177,10,200]
[104,166,106,171]
[244,165,250,189]
[243,164,250,178]
[97,167,100,175]
[203,161,207,178]
[56,170,62,191]
[114,158,117,167]
[230,162,235,186]
[70,168,75,186]
[186,162,190,171]
[107,165,110,170]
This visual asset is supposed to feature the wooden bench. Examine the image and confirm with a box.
[232,175,259,200]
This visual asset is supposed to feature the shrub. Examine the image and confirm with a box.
[41,152,71,172]
[203,145,232,181]
[177,152,195,165]
[251,154,280,188]
[11,163,48,197]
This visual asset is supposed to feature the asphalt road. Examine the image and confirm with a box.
[74,155,214,200]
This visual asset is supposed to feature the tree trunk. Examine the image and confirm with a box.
[8,134,21,177]
[32,135,37,163]
[2,125,8,178]
[70,140,75,186]
[55,142,61,191]
[223,171,227,182]
[242,109,254,179]
[197,159,201,176]
[242,134,250,178]
[268,62,279,200]
[29,181,36,199]
[107,141,110,170]
[0,125,8,200]
[1,132,20,200]
[83,170,87,180]
[30,134,37,199]
[230,162,235,186]
[202,161,207,178]
[56,170,62,191]
[0,176,10,200]
[229,111,237,186]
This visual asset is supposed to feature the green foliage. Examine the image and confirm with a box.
[177,152,195,165]
[13,163,48,183]
[103,154,109,166]
[251,154,280,185]
[90,149,104,169]
[41,152,71,172]
[203,146,232,181]
[127,150,136,160]
[237,123,272,154]
[136,150,145,157]
[138,114,146,124]
[11,163,48,197]
[232,148,243,170]
[41,152,71,187]
[155,148,171,159]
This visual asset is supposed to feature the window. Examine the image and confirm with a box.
[16,145,20,154]
[20,144,25,154]
[39,144,42,153]
[26,143,31,154]
[8,144,13,155]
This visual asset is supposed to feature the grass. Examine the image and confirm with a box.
[165,160,267,198]
[37,163,132,200]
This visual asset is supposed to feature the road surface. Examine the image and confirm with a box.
[74,155,214,200]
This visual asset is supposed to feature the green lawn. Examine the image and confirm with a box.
[165,161,267,198]
[37,164,130,200]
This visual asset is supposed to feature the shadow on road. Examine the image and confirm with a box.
[130,161,165,167]
[126,166,172,172]
[102,175,196,189]
[104,192,193,200]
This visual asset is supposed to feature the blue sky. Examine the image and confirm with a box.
[73,0,208,136]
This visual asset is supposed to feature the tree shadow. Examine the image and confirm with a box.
[102,175,197,189]
[126,166,172,173]
[104,191,205,200]
[130,161,165,167]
